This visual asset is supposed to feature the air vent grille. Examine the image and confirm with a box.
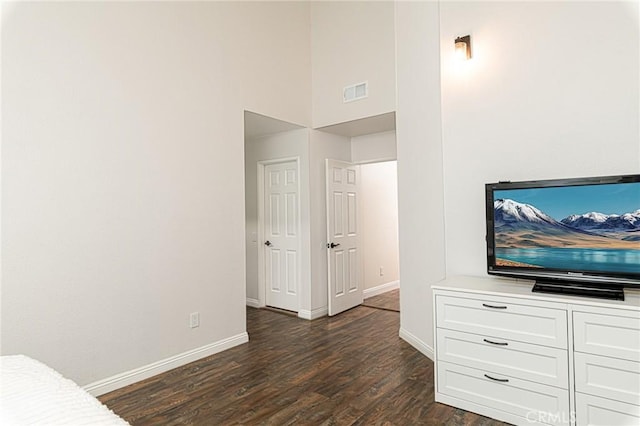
[343,81,368,103]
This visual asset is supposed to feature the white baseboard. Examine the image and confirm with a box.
[399,327,434,361]
[298,306,328,320]
[246,297,261,308]
[363,280,399,299]
[83,332,249,397]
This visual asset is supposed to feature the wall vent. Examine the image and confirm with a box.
[343,81,368,103]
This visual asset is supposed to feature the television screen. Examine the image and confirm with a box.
[486,174,640,297]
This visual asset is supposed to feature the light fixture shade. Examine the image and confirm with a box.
[455,35,472,60]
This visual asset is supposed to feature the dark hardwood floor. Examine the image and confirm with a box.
[100,305,507,425]
[362,289,400,312]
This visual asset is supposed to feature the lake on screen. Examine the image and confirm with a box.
[496,248,640,274]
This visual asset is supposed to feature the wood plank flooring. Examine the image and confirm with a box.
[100,306,507,425]
[362,289,400,312]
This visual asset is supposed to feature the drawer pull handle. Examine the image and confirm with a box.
[483,338,508,346]
[484,374,509,383]
[482,303,507,309]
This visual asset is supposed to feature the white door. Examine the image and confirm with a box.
[264,161,299,312]
[326,159,363,316]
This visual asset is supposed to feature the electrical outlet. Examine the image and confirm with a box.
[379,266,384,276]
[189,312,200,328]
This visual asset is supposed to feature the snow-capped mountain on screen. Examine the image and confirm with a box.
[493,199,597,248]
[493,199,640,248]
[494,199,561,226]
[561,209,640,232]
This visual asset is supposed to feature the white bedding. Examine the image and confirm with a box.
[0,355,129,426]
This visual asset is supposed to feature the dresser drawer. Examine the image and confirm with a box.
[573,311,640,362]
[576,392,640,426]
[436,295,567,348]
[437,361,570,426]
[574,352,640,406]
[437,329,568,388]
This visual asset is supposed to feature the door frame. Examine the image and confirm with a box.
[257,156,301,310]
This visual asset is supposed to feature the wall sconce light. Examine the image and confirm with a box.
[455,35,472,60]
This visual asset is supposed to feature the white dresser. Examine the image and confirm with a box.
[433,276,640,426]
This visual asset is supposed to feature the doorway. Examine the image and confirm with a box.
[244,112,399,318]
[244,111,308,313]
[324,158,400,315]
[359,160,399,306]
[317,121,400,316]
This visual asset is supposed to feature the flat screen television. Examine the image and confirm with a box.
[485,174,640,300]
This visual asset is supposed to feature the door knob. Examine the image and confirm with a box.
[265,240,272,247]
[327,242,340,248]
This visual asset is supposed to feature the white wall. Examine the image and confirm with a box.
[1,1,311,387]
[396,1,445,358]
[311,1,396,128]
[351,131,397,164]
[440,1,640,277]
[361,161,399,290]
[238,3,311,126]
[244,129,311,313]
[396,0,639,358]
